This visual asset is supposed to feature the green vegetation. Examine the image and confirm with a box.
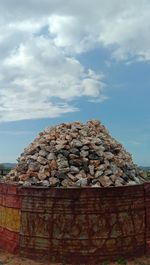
[0,164,12,178]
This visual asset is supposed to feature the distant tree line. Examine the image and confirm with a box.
[0,164,12,176]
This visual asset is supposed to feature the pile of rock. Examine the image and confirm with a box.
[6,120,145,187]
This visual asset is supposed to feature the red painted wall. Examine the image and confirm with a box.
[0,183,150,264]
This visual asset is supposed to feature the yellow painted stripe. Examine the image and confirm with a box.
[0,206,21,232]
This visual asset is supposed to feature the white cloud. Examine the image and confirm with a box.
[0,0,150,121]
[0,36,105,121]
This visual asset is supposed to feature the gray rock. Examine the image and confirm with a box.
[80,150,89,157]
[70,139,83,148]
[28,162,40,171]
[42,180,50,187]
[23,181,32,187]
[70,166,80,174]
[37,156,48,165]
[75,177,88,187]
[95,170,103,178]
[89,165,95,176]
[47,152,56,161]
[39,150,48,157]
[69,148,80,156]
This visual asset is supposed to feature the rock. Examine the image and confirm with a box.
[57,157,69,169]
[104,152,114,160]
[110,174,117,182]
[67,173,77,182]
[17,163,28,172]
[50,160,57,170]
[89,152,99,160]
[95,170,103,178]
[127,181,137,186]
[99,176,113,187]
[28,162,40,172]
[115,177,124,186]
[49,177,59,186]
[70,139,83,148]
[42,180,50,187]
[89,165,95,176]
[69,148,80,156]
[105,169,113,176]
[70,166,80,174]
[23,181,32,187]
[38,172,48,180]
[6,120,145,188]
[39,150,48,157]
[19,174,30,181]
[80,150,89,157]
[91,182,101,187]
[61,179,72,187]
[47,153,56,161]
[37,156,48,165]
[69,159,83,167]
[75,177,88,187]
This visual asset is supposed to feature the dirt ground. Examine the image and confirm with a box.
[0,250,150,265]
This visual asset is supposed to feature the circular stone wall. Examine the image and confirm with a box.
[0,183,147,264]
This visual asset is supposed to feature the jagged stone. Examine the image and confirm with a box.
[5,120,145,188]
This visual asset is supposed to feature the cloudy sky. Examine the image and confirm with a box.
[0,0,149,165]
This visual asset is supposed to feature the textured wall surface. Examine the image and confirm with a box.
[0,184,21,253]
[0,183,149,264]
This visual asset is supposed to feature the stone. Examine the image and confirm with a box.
[49,177,59,186]
[110,174,117,182]
[39,150,48,157]
[105,169,113,176]
[69,159,83,167]
[115,177,124,186]
[92,182,101,187]
[38,172,48,180]
[80,150,89,157]
[95,170,103,178]
[67,173,77,182]
[6,120,145,188]
[127,181,137,185]
[104,152,114,160]
[69,148,80,156]
[89,165,95,176]
[42,180,50,187]
[19,174,30,181]
[37,156,47,165]
[70,139,83,148]
[70,166,80,174]
[89,152,99,160]
[50,160,57,170]
[61,179,72,187]
[28,162,40,172]
[23,181,32,187]
[47,153,56,161]
[99,176,113,187]
[75,177,88,187]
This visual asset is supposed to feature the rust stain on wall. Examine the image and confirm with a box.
[19,185,145,264]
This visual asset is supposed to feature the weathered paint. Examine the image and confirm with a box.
[0,206,20,232]
[19,185,145,264]
[0,183,21,253]
[0,183,149,263]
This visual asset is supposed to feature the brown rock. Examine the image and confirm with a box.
[50,160,57,170]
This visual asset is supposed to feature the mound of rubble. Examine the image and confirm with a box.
[6,120,145,187]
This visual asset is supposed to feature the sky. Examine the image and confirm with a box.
[0,0,149,166]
